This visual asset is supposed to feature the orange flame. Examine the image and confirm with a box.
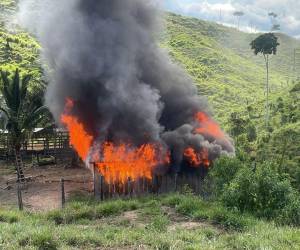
[95,142,165,184]
[194,112,225,140]
[60,98,94,161]
[60,98,170,184]
[184,147,210,168]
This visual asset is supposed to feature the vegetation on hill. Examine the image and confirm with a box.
[163,13,300,123]
[0,0,42,87]
[163,12,300,194]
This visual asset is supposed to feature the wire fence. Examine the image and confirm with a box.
[0,165,208,211]
[0,171,94,211]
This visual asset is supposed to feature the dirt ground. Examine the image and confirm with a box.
[0,161,93,211]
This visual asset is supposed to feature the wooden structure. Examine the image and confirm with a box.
[0,128,74,162]
[91,163,206,200]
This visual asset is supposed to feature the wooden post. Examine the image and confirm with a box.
[127,177,132,198]
[17,183,23,211]
[155,175,159,195]
[193,175,197,194]
[112,183,116,198]
[142,177,145,194]
[146,177,149,194]
[93,163,97,197]
[61,178,65,208]
[174,173,178,192]
[164,175,168,194]
[131,180,136,198]
[93,164,103,200]
[136,178,140,196]
[99,175,104,201]
[197,175,201,196]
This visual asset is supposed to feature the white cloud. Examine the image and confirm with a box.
[164,0,300,37]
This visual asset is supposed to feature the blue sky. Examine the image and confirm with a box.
[163,0,300,38]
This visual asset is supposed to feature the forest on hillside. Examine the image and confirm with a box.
[0,0,300,249]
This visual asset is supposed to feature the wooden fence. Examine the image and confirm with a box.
[91,163,207,200]
[0,129,74,161]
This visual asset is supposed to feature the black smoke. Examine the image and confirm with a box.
[17,0,234,171]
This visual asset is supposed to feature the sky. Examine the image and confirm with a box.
[163,0,300,38]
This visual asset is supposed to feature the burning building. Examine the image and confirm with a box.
[18,0,234,186]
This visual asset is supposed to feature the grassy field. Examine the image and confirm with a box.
[0,193,300,250]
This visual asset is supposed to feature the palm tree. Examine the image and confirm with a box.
[250,33,280,128]
[233,11,244,30]
[0,68,50,182]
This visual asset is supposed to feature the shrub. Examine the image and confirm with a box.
[208,156,245,195]
[220,167,257,213]
[277,197,300,226]
[221,163,300,225]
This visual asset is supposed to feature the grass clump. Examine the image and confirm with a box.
[95,199,139,218]
[0,209,19,223]
[59,228,104,248]
[19,230,57,250]
[47,198,139,224]
[47,204,94,224]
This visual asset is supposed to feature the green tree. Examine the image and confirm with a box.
[250,33,280,127]
[228,112,247,146]
[0,68,50,181]
[233,11,244,30]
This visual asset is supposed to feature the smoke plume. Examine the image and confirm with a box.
[17,0,234,172]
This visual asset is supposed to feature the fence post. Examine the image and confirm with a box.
[61,178,65,208]
[99,174,104,201]
[127,177,132,198]
[93,163,103,200]
[93,163,96,197]
[155,175,159,195]
[17,183,23,211]
[174,173,178,192]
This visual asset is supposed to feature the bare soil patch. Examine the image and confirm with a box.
[112,206,219,233]
[0,162,93,211]
[161,206,217,232]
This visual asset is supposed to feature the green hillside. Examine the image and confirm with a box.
[160,13,299,181]
[0,0,42,87]
[162,13,300,124]
[1,4,299,125]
